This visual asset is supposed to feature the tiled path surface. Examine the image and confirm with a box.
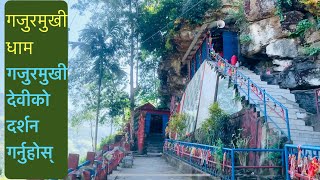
[110,156,193,180]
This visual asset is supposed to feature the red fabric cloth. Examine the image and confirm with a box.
[231,55,238,65]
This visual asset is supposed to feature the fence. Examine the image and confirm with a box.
[210,52,291,142]
[164,139,284,180]
[285,144,320,180]
[67,140,130,180]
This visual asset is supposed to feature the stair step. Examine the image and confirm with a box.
[236,65,317,145]
[268,122,313,131]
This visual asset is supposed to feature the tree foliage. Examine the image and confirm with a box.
[135,51,161,106]
[137,0,221,55]
[167,113,187,138]
[69,14,129,129]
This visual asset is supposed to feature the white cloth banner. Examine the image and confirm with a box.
[180,62,204,133]
[180,61,242,134]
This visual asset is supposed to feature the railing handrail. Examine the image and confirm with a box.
[166,139,283,152]
[165,139,284,180]
[285,144,320,150]
[209,51,291,141]
[284,144,320,180]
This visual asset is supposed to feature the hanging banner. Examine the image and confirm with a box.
[196,61,218,128]
[180,62,206,134]
[180,61,242,134]
[5,1,68,178]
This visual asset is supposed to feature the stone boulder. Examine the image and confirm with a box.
[179,31,194,41]
[241,16,290,56]
[306,31,320,44]
[266,39,298,58]
[273,59,293,71]
[291,90,318,114]
[279,58,320,89]
[244,0,277,22]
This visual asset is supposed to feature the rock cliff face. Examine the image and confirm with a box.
[158,24,203,106]
[158,0,320,113]
[240,0,320,114]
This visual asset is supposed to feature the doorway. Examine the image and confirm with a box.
[150,114,163,134]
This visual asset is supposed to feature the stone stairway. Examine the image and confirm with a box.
[237,66,320,146]
[145,133,164,154]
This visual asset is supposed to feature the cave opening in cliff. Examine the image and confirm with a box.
[209,29,239,63]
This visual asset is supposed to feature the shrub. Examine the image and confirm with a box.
[228,0,248,32]
[239,34,252,44]
[99,134,116,149]
[299,0,320,16]
[167,113,187,138]
[302,45,320,56]
[290,19,313,37]
[199,103,238,146]
[232,129,251,166]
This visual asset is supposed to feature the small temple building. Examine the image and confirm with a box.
[132,103,170,154]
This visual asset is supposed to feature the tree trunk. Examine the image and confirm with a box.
[135,0,139,89]
[136,34,139,89]
[94,58,103,152]
[129,0,135,143]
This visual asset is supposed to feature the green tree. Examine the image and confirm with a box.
[135,51,161,106]
[69,16,128,151]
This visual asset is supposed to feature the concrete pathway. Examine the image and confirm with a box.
[110,156,192,180]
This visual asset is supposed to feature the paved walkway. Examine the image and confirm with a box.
[110,156,192,180]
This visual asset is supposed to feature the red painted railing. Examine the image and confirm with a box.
[67,139,130,180]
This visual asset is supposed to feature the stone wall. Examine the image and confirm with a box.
[240,0,320,113]
[230,105,285,168]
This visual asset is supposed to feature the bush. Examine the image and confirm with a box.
[302,45,320,56]
[275,0,292,21]
[99,134,116,149]
[228,0,248,32]
[199,103,239,146]
[240,34,252,44]
[167,113,187,139]
[290,19,313,37]
[299,0,320,16]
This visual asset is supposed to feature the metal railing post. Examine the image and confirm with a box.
[263,90,267,122]
[285,109,291,142]
[231,150,235,180]
[284,145,289,180]
[247,78,250,104]
[281,150,285,176]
